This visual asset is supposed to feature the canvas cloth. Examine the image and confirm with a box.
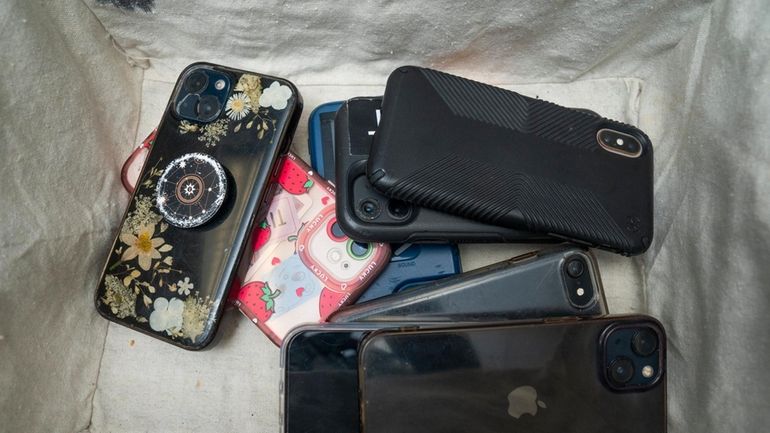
[0,0,768,432]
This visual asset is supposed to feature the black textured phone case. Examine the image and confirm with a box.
[368,66,653,255]
[335,97,553,243]
[95,63,302,350]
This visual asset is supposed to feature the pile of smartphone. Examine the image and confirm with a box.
[97,63,664,432]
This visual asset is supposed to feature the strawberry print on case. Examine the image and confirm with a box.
[233,153,390,344]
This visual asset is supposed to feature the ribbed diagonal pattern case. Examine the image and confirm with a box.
[368,66,653,255]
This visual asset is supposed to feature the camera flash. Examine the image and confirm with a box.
[214,79,226,90]
[576,288,585,296]
[616,138,624,146]
[642,365,654,378]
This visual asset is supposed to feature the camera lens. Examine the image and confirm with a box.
[358,199,381,220]
[609,357,635,385]
[348,241,372,260]
[197,95,221,122]
[566,258,585,278]
[184,71,208,94]
[329,221,346,240]
[632,329,659,357]
[387,199,412,220]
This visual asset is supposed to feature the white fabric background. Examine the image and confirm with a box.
[0,0,768,432]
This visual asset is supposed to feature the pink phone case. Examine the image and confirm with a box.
[232,153,390,344]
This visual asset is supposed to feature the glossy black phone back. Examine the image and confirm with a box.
[335,97,553,243]
[368,66,653,255]
[359,316,666,433]
[95,63,302,349]
[329,246,607,322]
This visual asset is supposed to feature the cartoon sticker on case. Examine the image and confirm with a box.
[270,255,322,315]
[233,153,390,344]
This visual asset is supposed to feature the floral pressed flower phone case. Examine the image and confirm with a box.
[231,153,390,345]
[95,63,302,350]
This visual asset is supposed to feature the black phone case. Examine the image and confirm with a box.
[329,245,607,323]
[95,63,302,350]
[335,97,553,243]
[359,316,667,433]
[368,66,653,255]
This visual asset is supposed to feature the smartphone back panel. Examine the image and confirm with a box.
[95,63,301,349]
[329,246,607,323]
[336,97,554,243]
[359,316,666,433]
[368,66,653,255]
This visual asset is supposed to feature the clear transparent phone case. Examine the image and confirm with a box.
[329,246,607,323]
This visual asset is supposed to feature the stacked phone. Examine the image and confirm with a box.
[285,66,662,432]
[99,63,663,431]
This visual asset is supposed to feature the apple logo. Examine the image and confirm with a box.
[507,386,547,419]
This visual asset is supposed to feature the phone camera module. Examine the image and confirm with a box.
[596,129,642,158]
[602,323,663,391]
[358,199,382,220]
[174,68,230,124]
[609,357,635,385]
[632,329,659,357]
[184,71,208,94]
[563,255,595,309]
[566,258,585,278]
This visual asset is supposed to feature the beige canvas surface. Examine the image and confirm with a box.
[0,0,768,432]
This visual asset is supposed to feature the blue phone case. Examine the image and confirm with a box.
[307,101,342,180]
[307,101,462,303]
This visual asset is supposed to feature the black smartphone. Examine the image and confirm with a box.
[329,245,607,322]
[280,324,383,433]
[95,63,302,349]
[359,316,666,433]
[368,66,653,255]
[335,96,554,243]
[281,246,608,433]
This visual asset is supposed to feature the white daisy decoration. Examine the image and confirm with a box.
[176,277,194,296]
[225,92,252,120]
